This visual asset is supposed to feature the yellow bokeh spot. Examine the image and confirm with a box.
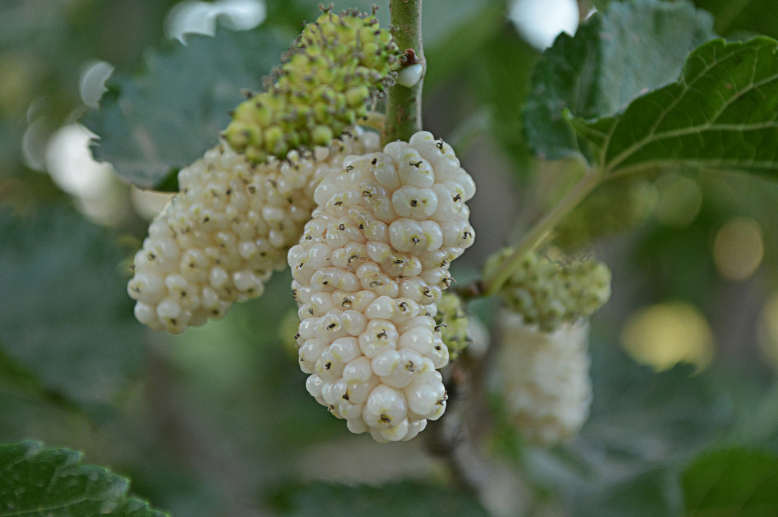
[713,217,764,281]
[758,293,778,368]
[621,302,714,371]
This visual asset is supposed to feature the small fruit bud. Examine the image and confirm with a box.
[396,63,424,88]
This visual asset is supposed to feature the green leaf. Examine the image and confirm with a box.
[82,27,291,190]
[575,37,778,176]
[683,448,778,516]
[692,0,778,39]
[575,468,684,517]
[0,440,168,517]
[582,346,731,462]
[523,0,715,161]
[269,481,489,517]
[0,207,144,406]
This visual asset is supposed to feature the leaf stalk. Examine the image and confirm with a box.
[481,167,603,297]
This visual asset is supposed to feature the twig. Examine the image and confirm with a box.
[384,0,424,143]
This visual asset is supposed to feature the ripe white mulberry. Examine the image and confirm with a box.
[288,131,476,442]
[128,131,380,333]
[498,311,592,445]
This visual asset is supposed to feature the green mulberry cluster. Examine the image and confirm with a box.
[554,177,658,251]
[223,10,402,163]
[484,248,611,333]
[434,293,471,360]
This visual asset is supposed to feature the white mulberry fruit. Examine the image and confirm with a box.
[289,131,476,442]
[128,131,380,333]
[499,311,592,445]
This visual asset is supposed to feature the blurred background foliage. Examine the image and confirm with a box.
[2,0,778,515]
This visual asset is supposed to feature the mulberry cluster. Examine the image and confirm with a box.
[434,293,471,360]
[484,248,611,333]
[499,311,592,445]
[289,131,476,442]
[555,177,658,250]
[128,132,380,333]
[223,11,402,163]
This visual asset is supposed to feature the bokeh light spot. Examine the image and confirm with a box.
[165,0,266,43]
[45,124,128,225]
[79,60,114,108]
[508,0,579,50]
[654,174,703,228]
[621,302,714,371]
[713,217,764,281]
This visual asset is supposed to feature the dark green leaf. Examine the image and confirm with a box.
[575,468,684,517]
[683,448,778,516]
[269,481,489,517]
[692,0,778,39]
[524,0,715,160]
[0,440,168,517]
[584,347,730,460]
[575,37,778,176]
[82,27,291,190]
[0,0,183,180]
[0,207,144,406]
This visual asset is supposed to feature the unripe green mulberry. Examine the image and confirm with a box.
[554,177,658,251]
[434,293,471,360]
[484,248,611,333]
[223,10,402,163]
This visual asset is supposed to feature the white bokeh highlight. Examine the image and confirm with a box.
[45,124,127,224]
[79,61,115,108]
[165,0,266,43]
[509,0,579,49]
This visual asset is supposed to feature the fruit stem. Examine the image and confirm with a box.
[384,0,424,144]
[481,168,602,297]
